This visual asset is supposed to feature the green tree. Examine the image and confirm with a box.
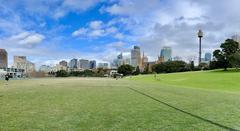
[56,70,68,77]
[229,51,240,69]
[117,64,134,76]
[133,66,140,75]
[213,39,239,70]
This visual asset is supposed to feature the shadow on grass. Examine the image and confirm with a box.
[127,87,238,131]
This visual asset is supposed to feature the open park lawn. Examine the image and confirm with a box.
[1,70,240,130]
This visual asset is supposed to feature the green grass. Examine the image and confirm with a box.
[130,70,240,91]
[0,70,240,130]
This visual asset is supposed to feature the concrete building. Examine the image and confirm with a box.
[89,60,96,69]
[13,56,35,75]
[0,68,24,78]
[59,60,68,67]
[131,46,141,67]
[69,58,78,69]
[98,63,109,69]
[205,53,212,62]
[0,49,8,68]
[79,59,90,69]
[39,65,52,73]
[160,47,172,62]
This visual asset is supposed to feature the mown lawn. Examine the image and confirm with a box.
[130,69,240,91]
[1,71,240,130]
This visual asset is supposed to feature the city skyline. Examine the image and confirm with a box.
[1,0,240,67]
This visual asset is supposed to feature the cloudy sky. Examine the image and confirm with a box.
[0,0,240,67]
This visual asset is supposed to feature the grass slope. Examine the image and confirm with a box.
[0,71,240,130]
[130,70,240,91]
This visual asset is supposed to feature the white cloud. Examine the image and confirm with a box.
[72,20,120,38]
[72,28,88,36]
[10,32,45,46]
[89,20,103,29]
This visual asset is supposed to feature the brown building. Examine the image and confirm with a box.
[59,60,68,67]
[0,49,8,68]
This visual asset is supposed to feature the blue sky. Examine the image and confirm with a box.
[0,0,240,67]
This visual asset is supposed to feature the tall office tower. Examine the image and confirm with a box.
[205,52,212,62]
[0,49,8,68]
[69,58,78,69]
[13,56,35,73]
[160,47,172,62]
[89,60,96,69]
[79,59,90,69]
[59,60,68,67]
[117,53,124,66]
[131,46,141,67]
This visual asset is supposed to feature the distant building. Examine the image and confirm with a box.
[173,56,182,61]
[98,63,109,69]
[89,60,96,69]
[69,58,78,69]
[131,46,141,67]
[39,65,52,73]
[205,53,212,62]
[13,56,35,74]
[160,47,172,62]
[0,68,24,78]
[79,59,90,69]
[59,60,68,67]
[0,49,8,68]
[232,34,240,47]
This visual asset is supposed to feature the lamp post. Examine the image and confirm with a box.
[198,30,203,66]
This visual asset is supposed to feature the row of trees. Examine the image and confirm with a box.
[117,60,195,76]
[55,68,109,77]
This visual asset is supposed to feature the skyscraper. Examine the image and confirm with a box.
[69,58,78,69]
[89,60,96,69]
[205,53,212,62]
[160,47,172,62]
[0,49,8,68]
[59,60,68,67]
[79,59,90,69]
[131,46,141,67]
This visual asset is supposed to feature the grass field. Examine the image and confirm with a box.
[1,70,240,130]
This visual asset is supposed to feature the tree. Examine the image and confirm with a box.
[213,39,239,70]
[229,51,240,69]
[152,61,188,73]
[56,70,68,77]
[117,64,134,76]
[133,66,140,75]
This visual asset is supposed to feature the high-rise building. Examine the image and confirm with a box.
[160,47,172,62]
[79,59,90,69]
[205,53,212,62]
[59,60,68,67]
[0,49,8,68]
[89,60,96,69]
[98,63,109,69]
[13,56,35,73]
[131,46,141,67]
[69,58,78,69]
